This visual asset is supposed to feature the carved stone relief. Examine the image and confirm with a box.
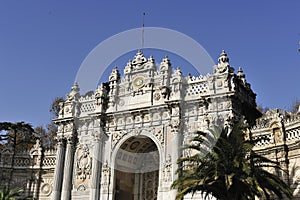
[100,161,110,192]
[163,154,172,183]
[76,145,92,180]
[155,128,164,144]
[40,178,53,196]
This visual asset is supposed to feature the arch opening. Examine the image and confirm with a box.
[114,136,159,200]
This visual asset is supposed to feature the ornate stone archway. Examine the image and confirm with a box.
[113,136,159,200]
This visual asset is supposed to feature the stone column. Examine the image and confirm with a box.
[52,138,66,200]
[90,135,102,200]
[61,137,75,200]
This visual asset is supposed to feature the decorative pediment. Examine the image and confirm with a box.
[124,51,156,75]
[132,50,147,67]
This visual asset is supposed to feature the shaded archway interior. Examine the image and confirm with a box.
[120,136,157,153]
[114,136,159,200]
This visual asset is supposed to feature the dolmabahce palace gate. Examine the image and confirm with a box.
[1,50,300,199]
[52,50,259,200]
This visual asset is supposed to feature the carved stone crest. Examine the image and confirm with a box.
[76,145,92,180]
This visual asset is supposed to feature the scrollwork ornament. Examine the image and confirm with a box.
[155,129,164,144]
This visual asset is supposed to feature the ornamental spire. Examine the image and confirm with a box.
[66,82,80,101]
[218,50,229,64]
[214,50,231,74]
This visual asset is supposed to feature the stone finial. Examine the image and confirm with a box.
[30,139,42,156]
[124,60,132,74]
[132,50,147,67]
[95,83,107,99]
[174,67,182,76]
[159,55,171,71]
[162,55,170,64]
[67,82,80,101]
[218,50,229,64]
[109,67,120,82]
[237,67,245,78]
[95,83,108,112]
[214,50,231,73]
[71,82,80,94]
[148,55,155,63]
[237,67,249,87]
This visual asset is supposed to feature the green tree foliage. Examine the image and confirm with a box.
[0,122,35,151]
[0,122,35,190]
[39,96,64,148]
[0,186,23,200]
[49,97,64,118]
[172,124,292,200]
[34,123,57,149]
[0,185,32,200]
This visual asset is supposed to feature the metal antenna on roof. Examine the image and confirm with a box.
[141,12,145,51]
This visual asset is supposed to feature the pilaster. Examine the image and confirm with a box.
[89,133,103,200]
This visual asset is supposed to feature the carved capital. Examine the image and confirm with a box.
[170,118,180,133]
[66,135,76,145]
[93,131,102,142]
[56,136,65,146]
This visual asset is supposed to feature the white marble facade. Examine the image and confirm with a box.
[49,50,260,200]
[3,50,300,199]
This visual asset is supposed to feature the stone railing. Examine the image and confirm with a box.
[0,147,56,169]
[286,128,300,142]
[186,75,210,98]
[79,95,95,114]
[252,132,274,147]
[252,125,300,148]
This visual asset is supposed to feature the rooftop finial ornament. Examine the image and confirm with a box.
[132,50,147,67]
[70,82,80,96]
[215,50,230,73]
[218,50,229,64]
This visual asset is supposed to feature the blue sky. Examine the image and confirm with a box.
[0,1,300,127]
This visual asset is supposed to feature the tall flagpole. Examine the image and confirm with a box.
[141,12,145,51]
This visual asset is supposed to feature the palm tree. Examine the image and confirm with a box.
[0,185,23,200]
[172,124,292,200]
